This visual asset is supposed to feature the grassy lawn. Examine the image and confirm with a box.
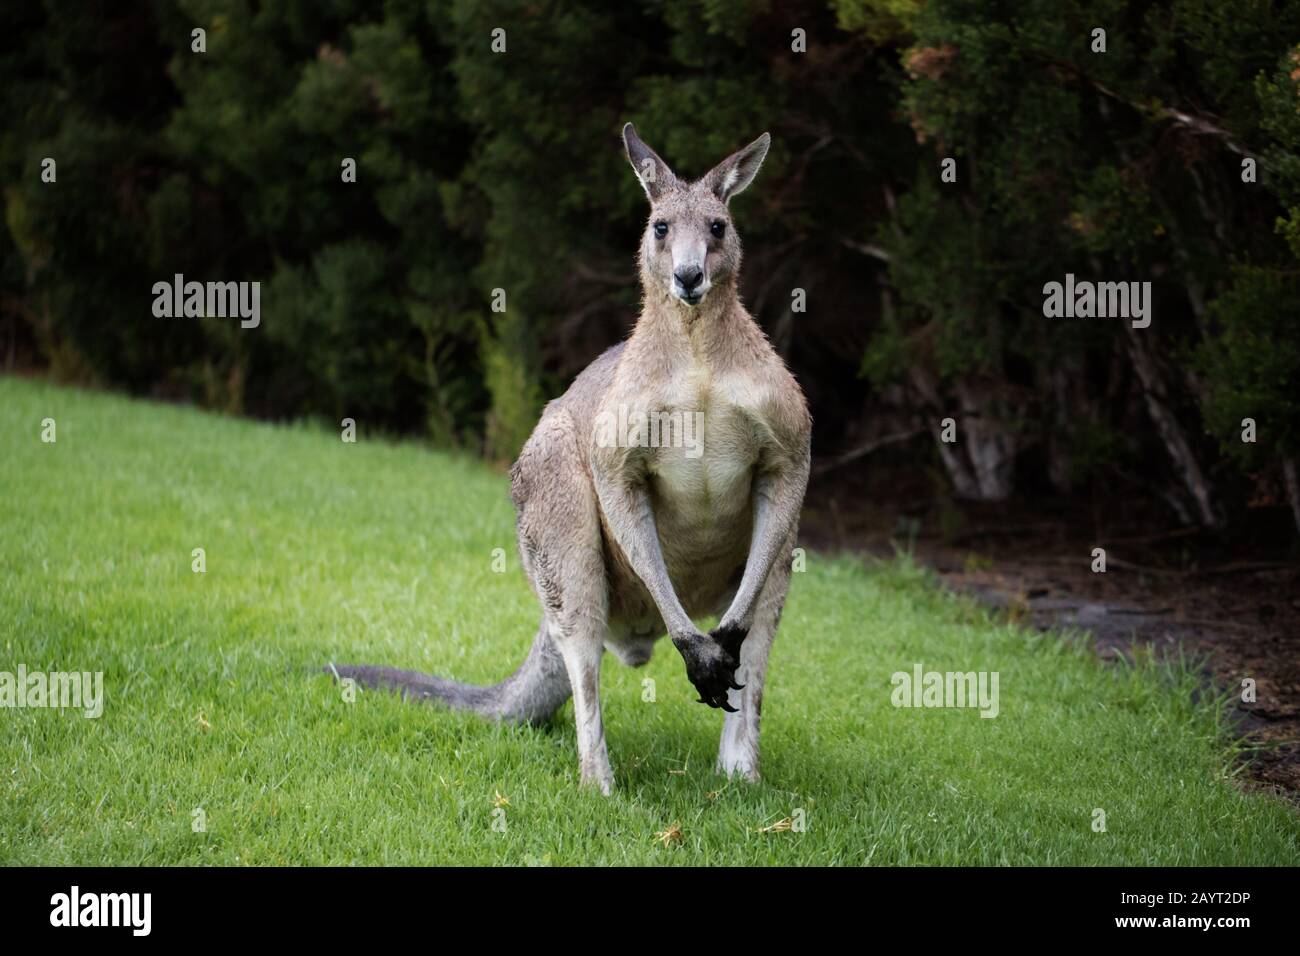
[1,375,1297,866]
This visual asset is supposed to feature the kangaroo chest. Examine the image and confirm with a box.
[643,372,761,526]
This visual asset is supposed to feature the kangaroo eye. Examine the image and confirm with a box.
[710,220,726,239]
[654,221,668,239]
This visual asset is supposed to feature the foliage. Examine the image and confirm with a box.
[2,0,1299,525]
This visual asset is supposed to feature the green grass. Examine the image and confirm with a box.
[1,376,1297,866]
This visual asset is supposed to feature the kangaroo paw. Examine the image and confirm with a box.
[674,629,746,711]
[709,621,749,663]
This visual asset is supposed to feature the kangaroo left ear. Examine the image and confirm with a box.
[623,123,678,201]
[704,132,770,203]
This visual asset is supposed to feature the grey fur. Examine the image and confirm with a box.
[330,624,570,725]
[330,125,811,794]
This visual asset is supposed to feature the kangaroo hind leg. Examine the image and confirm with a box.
[717,533,795,782]
[512,410,613,793]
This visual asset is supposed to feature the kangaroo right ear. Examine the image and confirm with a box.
[623,123,677,201]
[704,132,770,203]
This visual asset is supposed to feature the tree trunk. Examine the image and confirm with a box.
[1284,457,1300,535]
[911,368,1018,501]
[1124,326,1223,528]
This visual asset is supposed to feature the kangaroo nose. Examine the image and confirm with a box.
[674,266,703,292]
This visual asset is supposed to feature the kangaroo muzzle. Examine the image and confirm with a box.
[671,246,709,304]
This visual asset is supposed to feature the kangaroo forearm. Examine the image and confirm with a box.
[720,460,808,630]
[594,475,695,636]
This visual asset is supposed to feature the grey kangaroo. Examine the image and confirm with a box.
[332,125,811,793]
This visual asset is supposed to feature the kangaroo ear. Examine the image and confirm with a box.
[704,132,770,203]
[623,123,677,201]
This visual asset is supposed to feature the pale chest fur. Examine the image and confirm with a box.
[644,366,762,532]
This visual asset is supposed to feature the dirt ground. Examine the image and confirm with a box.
[802,464,1300,802]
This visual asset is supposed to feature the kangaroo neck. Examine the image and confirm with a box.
[637,280,739,366]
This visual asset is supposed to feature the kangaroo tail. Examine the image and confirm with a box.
[326,624,572,726]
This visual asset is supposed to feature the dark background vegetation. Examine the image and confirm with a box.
[4,0,1300,542]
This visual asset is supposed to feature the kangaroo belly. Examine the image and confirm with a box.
[647,409,756,613]
[651,456,752,540]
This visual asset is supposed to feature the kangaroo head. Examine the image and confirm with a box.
[622,123,770,310]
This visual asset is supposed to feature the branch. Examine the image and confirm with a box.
[571,261,637,286]
[1039,56,1255,157]
[1150,103,1250,157]
[814,427,926,475]
[1085,71,1251,157]
[839,238,893,263]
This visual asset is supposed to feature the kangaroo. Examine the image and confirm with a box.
[331,125,811,793]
